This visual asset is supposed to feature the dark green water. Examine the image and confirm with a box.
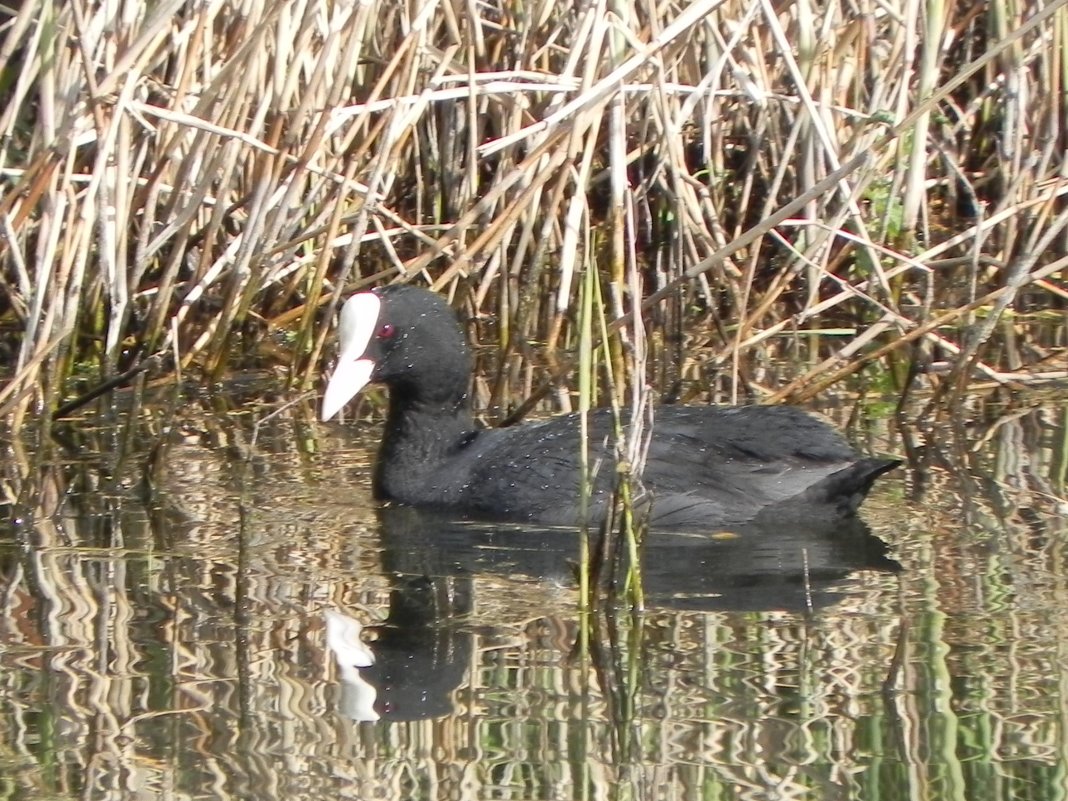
[1,388,1066,801]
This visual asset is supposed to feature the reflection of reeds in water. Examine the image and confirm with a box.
[1,401,1067,798]
[1,0,1066,427]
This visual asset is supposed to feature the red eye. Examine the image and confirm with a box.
[377,323,396,339]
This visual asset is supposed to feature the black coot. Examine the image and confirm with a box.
[321,285,898,529]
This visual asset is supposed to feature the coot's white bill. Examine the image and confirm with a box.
[321,292,381,420]
[321,357,374,420]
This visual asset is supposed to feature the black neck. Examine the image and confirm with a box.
[373,391,478,501]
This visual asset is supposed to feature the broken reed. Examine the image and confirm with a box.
[1,0,1066,429]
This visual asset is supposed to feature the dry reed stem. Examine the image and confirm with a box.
[0,0,1064,422]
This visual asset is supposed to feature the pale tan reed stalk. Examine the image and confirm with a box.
[0,0,1064,425]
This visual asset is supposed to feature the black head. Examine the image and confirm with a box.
[321,285,471,420]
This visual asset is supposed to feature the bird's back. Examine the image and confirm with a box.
[448,405,891,529]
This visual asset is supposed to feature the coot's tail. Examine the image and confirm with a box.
[789,457,901,518]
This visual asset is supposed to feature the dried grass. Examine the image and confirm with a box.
[1,0,1066,425]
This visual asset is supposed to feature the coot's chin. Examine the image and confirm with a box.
[321,285,899,529]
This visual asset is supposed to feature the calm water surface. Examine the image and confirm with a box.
[1,388,1066,801]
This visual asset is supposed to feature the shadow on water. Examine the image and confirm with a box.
[376,506,900,615]
[0,385,1066,800]
[348,505,900,722]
